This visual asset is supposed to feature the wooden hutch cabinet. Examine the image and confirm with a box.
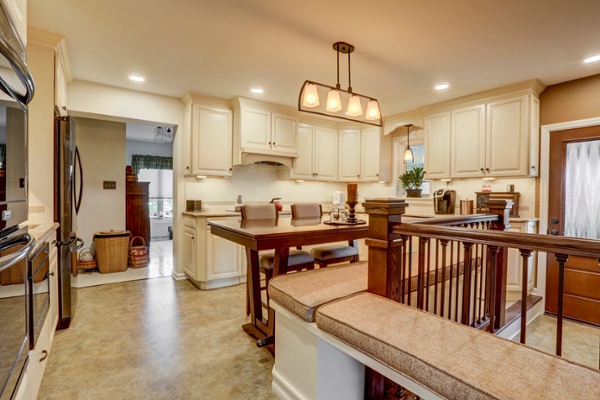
[126,181,150,247]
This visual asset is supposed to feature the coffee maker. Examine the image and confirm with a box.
[433,189,456,214]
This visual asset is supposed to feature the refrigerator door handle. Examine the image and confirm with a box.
[73,145,84,215]
[70,237,84,253]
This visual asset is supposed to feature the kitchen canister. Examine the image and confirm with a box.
[460,199,475,215]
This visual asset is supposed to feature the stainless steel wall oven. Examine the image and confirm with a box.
[28,243,50,349]
[0,1,36,398]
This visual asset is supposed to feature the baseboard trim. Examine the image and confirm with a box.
[271,369,306,400]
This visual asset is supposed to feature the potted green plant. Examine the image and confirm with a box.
[399,166,425,198]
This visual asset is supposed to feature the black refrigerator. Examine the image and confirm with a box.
[54,115,83,329]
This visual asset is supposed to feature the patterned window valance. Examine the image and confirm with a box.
[131,154,173,175]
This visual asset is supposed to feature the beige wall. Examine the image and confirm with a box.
[73,118,126,248]
[26,39,56,225]
[540,74,600,125]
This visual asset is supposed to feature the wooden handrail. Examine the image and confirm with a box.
[393,224,600,258]
[405,214,498,226]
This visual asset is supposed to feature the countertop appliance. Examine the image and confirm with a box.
[0,2,36,398]
[54,115,84,330]
[433,189,456,215]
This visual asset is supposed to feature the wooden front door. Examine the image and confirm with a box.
[546,126,600,325]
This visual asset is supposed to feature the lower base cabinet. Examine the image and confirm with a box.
[183,216,245,289]
[506,220,538,301]
[15,233,59,400]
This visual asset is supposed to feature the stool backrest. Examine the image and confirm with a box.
[291,203,322,219]
[241,204,277,220]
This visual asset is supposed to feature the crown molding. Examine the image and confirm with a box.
[27,27,64,48]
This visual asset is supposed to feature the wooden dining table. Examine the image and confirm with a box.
[208,216,368,348]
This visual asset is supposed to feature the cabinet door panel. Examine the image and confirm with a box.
[290,124,314,179]
[451,104,486,178]
[183,228,196,279]
[192,106,232,176]
[338,130,360,181]
[361,128,381,182]
[486,95,528,176]
[314,127,338,181]
[241,107,271,150]
[207,233,240,280]
[424,112,451,179]
[272,113,298,154]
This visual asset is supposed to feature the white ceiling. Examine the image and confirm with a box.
[28,0,600,120]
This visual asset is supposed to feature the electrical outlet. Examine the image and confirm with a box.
[103,181,117,190]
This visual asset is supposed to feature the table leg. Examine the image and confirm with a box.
[244,248,267,339]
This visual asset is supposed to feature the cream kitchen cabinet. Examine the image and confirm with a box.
[2,0,27,46]
[234,98,299,157]
[338,127,381,182]
[486,94,539,177]
[506,220,538,301]
[21,234,58,400]
[424,111,451,179]
[289,124,338,181]
[54,49,68,116]
[450,104,486,178]
[183,215,244,289]
[182,98,233,177]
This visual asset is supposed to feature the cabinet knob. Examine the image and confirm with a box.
[485,168,490,172]
[357,174,360,178]
[480,168,484,173]
[273,142,276,146]
[49,271,55,277]
[531,165,536,170]
[62,106,67,111]
[40,350,48,362]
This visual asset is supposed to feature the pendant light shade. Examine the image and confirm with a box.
[302,83,320,108]
[326,89,342,112]
[404,124,415,164]
[365,100,381,120]
[346,95,363,116]
[297,41,382,126]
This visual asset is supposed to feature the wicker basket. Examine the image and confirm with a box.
[0,244,26,285]
[75,247,97,276]
[93,230,131,273]
[0,244,49,285]
[128,236,149,268]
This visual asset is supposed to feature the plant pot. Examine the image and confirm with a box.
[405,188,422,198]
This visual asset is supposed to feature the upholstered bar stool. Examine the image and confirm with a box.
[291,203,359,268]
[241,204,315,309]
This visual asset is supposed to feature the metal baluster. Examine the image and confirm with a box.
[462,242,473,326]
[487,246,499,334]
[477,242,485,324]
[433,239,440,315]
[425,238,431,312]
[454,241,461,323]
[401,235,409,304]
[555,253,569,356]
[417,237,428,310]
[407,236,413,307]
[519,249,532,344]
[440,239,448,319]
[448,241,454,320]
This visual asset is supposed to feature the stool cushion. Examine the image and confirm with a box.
[260,250,314,270]
[316,293,600,400]
[269,261,367,322]
[310,244,359,260]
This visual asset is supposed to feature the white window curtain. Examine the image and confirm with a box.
[564,140,600,239]
[138,168,173,199]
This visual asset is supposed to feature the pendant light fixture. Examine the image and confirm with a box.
[298,42,382,127]
[154,126,164,142]
[404,124,415,164]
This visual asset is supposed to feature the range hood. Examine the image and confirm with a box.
[237,152,295,168]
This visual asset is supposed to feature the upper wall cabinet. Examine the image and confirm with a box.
[289,124,338,181]
[233,97,298,160]
[425,89,540,180]
[338,127,381,182]
[3,0,27,46]
[486,94,539,177]
[424,111,451,179]
[55,52,68,116]
[182,97,233,177]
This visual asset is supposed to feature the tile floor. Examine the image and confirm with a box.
[39,278,277,400]
[73,240,173,288]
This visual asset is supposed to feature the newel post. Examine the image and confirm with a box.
[362,198,407,399]
[487,199,512,329]
[362,198,408,301]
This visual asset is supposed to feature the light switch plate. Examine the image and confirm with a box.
[103,181,117,190]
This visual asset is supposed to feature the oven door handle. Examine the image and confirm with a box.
[0,233,34,272]
[0,33,35,107]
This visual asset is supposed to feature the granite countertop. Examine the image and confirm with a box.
[27,222,59,252]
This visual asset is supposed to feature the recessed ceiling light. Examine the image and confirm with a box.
[251,88,264,94]
[583,55,600,64]
[435,84,449,90]
[129,75,145,82]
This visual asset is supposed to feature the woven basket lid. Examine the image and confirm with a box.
[94,230,131,238]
